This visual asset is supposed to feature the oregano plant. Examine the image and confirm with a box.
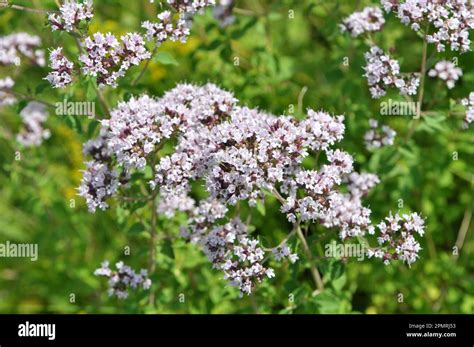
[0,0,472,314]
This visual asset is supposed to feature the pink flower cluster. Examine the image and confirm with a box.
[167,0,216,13]
[44,48,74,88]
[79,32,151,87]
[461,92,474,127]
[363,46,419,98]
[80,83,425,294]
[143,0,215,44]
[94,261,151,299]
[78,161,120,212]
[181,200,274,295]
[44,0,215,89]
[341,6,385,37]
[428,60,463,89]
[16,102,51,147]
[142,11,189,44]
[368,212,425,266]
[364,118,396,150]
[201,218,274,295]
[381,0,474,53]
[0,33,45,67]
[0,77,16,108]
[214,0,236,28]
[272,244,299,263]
[48,0,94,33]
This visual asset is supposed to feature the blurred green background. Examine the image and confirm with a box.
[0,0,473,313]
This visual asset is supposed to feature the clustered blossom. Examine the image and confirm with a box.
[347,172,380,198]
[48,0,94,32]
[0,77,16,108]
[77,131,130,212]
[203,110,344,207]
[94,261,151,299]
[142,0,215,44]
[381,0,474,53]
[167,0,216,13]
[364,118,396,150]
[180,198,278,295]
[461,92,474,127]
[280,149,353,223]
[0,33,45,67]
[272,244,299,263]
[79,32,151,87]
[214,0,235,28]
[341,6,385,37]
[367,212,425,266]
[78,161,120,212]
[325,172,380,241]
[142,10,190,45]
[80,83,425,294]
[44,48,74,88]
[199,218,274,295]
[363,46,419,98]
[16,102,51,147]
[428,60,463,89]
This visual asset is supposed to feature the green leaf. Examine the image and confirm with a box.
[86,79,97,101]
[332,273,347,292]
[64,115,82,134]
[35,82,50,95]
[155,52,179,66]
[162,239,175,259]
[87,119,100,137]
[128,222,145,234]
[201,39,223,51]
[329,260,345,281]
[313,290,341,313]
[398,146,417,161]
[422,114,447,133]
[230,19,257,40]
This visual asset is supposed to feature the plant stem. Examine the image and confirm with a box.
[0,88,56,108]
[73,36,111,118]
[132,45,158,87]
[147,159,161,306]
[262,227,297,253]
[0,127,13,140]
[295,222,324,291]
[94,85,111,118]
[4,4,53,14]
[270,188,324,291]
[417,28,429,109]
[271,188,286,204]
[297,86,308,115]
[147,193,158,306]
[404,23,429,144]
[453,209,472,260]
[233,7,257,16]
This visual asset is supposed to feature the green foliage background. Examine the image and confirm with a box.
[0,0,473,313]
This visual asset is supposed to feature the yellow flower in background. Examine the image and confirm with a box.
[89,20,127,36]
[55,125,84,200]
[427,287,441,301]
[175,37,201,54]
[366,306,378,314]
[148,62,167,82]
[0,11,14,27]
